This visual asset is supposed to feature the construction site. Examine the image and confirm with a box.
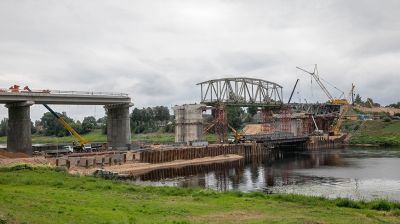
[0,64,375,177]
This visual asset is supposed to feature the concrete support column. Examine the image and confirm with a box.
[105,103,133,150]
[173,104,205,144]
[6,101,34,155]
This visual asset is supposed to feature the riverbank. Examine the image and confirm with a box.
[344,120,400,146]
[0,165,399,224]
[0,130,218,145]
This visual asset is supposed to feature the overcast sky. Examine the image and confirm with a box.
[1,0,399,121]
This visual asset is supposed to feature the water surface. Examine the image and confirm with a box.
[122,147,400,201]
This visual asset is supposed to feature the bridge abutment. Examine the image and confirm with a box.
[105,103,132,150]
[6,101,34,155]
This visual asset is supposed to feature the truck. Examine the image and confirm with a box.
[44,145,74,155]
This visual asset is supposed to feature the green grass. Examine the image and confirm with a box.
[0,129,106,144]
[0,165,399,224]
[0,130,218,144]
[343,120,400,146]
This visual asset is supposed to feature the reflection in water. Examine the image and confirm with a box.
[121,147,400,201]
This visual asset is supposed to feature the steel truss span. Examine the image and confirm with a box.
[197,77,283,107]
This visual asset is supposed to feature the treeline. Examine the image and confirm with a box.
[2,112,105,137]
[130,106,174,134]
[354,94,381,107]
[0,105,257,138]
[387,102,400,109]
[39,112,102,137]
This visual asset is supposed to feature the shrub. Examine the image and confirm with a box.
[336,198,362,209]
[383,117,392,122]
[370,199,392,211]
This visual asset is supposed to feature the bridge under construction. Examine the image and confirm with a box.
[0,87,133,154]
[174,77,345,148]
[1,72,348,156]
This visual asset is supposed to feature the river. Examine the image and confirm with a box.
[122,147,400,201]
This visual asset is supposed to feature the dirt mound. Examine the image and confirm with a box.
[355,106,400,116]
[242,124,263,135]
[0,149,30,159]
[0,157,52,167]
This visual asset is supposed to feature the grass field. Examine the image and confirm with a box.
[0,165,399,224]
[0,130,218,145]
[343,120,400,146]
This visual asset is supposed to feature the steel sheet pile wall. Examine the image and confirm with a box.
[306,136,339,150]
[139,144,269,164]
[127,159,245,181]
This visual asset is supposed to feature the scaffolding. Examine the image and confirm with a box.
[261,108,274,133]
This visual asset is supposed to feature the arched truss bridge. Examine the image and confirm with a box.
[197,77,283,107]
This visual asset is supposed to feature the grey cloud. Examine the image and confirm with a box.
[217,51,283,73]
[1,0,400,121]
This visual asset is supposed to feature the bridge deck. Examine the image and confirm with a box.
[0,89,131,105]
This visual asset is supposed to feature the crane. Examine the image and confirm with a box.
[24,86,90,150]
[296,65,349,136]
[296,65,348,106]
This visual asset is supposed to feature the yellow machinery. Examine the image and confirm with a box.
[24,86,90,149]
[203,120,242,143]
[296,65,350,135]
[330,83,356,135]
[329,104,349,136]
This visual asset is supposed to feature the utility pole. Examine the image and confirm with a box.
[351,83,355,106]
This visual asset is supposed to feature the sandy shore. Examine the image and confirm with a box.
[69,154,243,176]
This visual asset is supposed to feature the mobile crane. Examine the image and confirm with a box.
[296,65,349,136]
[24,86,91,151]
[296,65,348,106]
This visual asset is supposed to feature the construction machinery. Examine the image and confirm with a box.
[296,65,348,106]
[24,86,91,151]
[203,119,243,143]
[296,65,349,136]
[311,115,323,136]
[329,105,349,136]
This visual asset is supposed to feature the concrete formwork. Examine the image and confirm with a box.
[5,101,33,155]
[173,104,205,144]
[105,103,133,150]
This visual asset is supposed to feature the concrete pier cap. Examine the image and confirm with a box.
[5,101,35,155]
[104,103,133,150]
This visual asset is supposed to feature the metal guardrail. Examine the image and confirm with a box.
[0,88,128,97]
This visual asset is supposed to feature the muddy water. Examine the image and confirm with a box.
[122,147,400,201]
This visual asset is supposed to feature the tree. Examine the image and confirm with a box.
[227,106,244,130]
[388,102,400,109]
[354,94,362,105]
[41,112,75,137]
[0,118,8,137]
[130,106,172,134]
[31,121,37,134]
[81,116,97,134]
[97,116,107,134]
[247,106,258,117]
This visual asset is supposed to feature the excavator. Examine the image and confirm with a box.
[296,65,349,136]
[24,86,91,151]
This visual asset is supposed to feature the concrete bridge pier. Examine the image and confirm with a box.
[105,103,133,150]
[6,101,34,155]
